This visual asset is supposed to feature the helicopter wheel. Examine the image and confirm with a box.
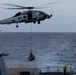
[38,21,40,24]
[33,21,36,24]
[16,25,19,28]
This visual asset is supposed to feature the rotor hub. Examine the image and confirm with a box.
[26,7,34,9]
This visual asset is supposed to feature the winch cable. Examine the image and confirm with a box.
[28,23,35,61]
[30,23,32,53]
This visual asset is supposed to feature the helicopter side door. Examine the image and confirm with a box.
[28,12,32,20]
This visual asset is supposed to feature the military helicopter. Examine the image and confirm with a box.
[0,2,56,27]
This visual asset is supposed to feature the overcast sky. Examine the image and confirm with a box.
[0,0,76,32]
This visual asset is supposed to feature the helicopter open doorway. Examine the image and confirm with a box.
[28,11,32,21]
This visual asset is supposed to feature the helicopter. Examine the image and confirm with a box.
[0,2,56,28]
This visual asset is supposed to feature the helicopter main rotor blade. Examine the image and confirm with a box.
[3,3,36,9]
[3,2,58,10]
[35,6,52,9]
[5,6,51,10]
[3,3,27,9]
[37,2,58,7]
[5,8,25,9]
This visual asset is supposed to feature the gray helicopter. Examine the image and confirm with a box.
[0,2,57,27]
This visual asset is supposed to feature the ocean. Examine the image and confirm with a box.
[0,32,76,72]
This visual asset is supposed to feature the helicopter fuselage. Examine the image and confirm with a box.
[0,10,52,25]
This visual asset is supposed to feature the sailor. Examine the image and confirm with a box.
[63,64,67,75]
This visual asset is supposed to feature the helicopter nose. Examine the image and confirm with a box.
[50,14,52,17]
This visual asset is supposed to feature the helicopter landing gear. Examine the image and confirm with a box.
[33,21,36,24]
[38,21,40,24]
[16,25,19,28]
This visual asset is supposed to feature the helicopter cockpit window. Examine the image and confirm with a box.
[39,12,43,15]
[14,12,21,17]
[23,16,26,18]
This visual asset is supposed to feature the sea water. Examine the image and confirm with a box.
[0,32,76,72]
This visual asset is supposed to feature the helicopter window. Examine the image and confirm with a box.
[23,16,26,18]
[28,12,32,20]
[12,19,15,22]
[14,12,21,17]
[18,17,21,20]
[39,12,43,15]
[35,11,37,12]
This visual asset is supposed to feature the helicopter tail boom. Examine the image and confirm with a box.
[0,17,14,25]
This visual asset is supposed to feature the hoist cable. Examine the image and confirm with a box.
[30,23,32,53]
[28,23,35,61]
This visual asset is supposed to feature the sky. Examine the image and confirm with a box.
[0,0,76,32]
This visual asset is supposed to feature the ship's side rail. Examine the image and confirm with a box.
[6,65,76,75]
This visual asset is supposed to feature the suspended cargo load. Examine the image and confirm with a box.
[28,52,35,61]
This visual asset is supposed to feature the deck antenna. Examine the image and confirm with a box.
[28,23,35,61]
